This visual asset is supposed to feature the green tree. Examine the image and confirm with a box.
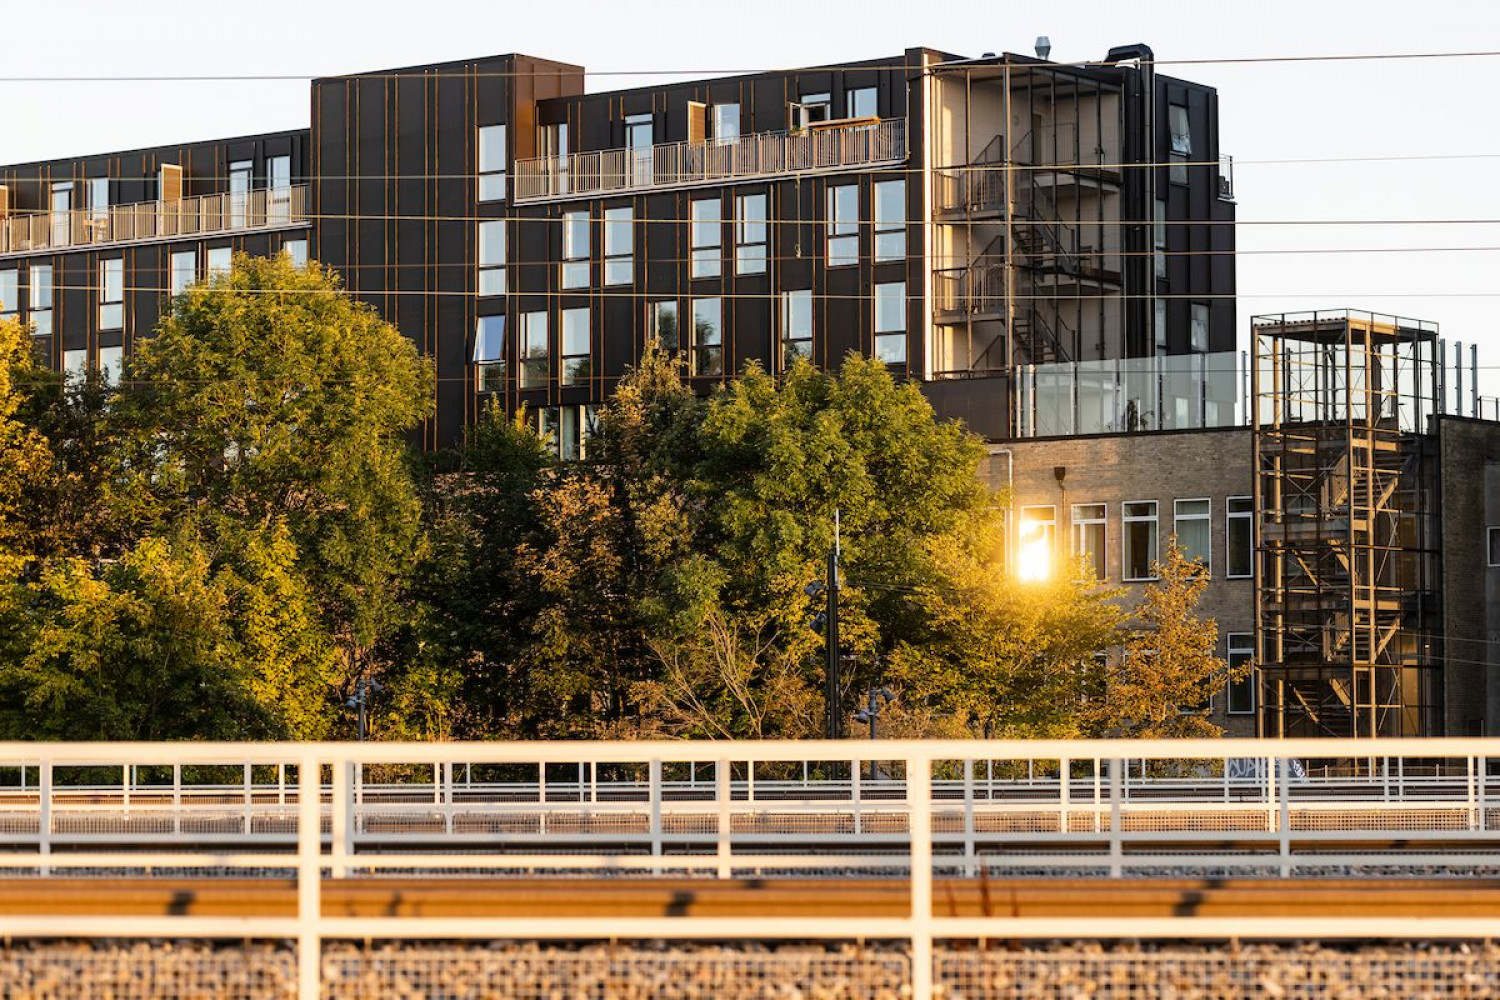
[1110,538,1241,738]
[0,318,54,571]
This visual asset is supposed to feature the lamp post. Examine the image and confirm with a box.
[853,688,895,780]
[346,677,382,741]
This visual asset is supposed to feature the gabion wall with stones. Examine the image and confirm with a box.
[3,939,1500,999]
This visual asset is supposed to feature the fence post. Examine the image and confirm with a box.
[649,758,663,860]
[1278,756,1292,878]
[962,759,976,875]
[716,756,731,880]
[297,753,322,1000]
[1481,756,1489,833]
[331,756,350,880]
[172,763,182,838]
[242,762,252,836]
[1108,756,1123,878]
[852,757,863,836]
[1059,757,1071,834]
[38,758,51,878]
[908,750,934,1000]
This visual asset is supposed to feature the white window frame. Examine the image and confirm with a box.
[1174,497,1213,576]
[1122,500,1159,582]
[479,219,506,297]
[690,198,722,279]
[28,264,52,336]
[826,184,858,267]
[603,206,633,286]
[98,258,123,330]
[1226,632,1256,716]
[1227,496,1254,579]
[795,92,831,129]
[780,289,812,369]
[561,211,590,289]
[1071,502,1107,581]
[478,124,507,202]
[735,192,767,275]
[561,307,591,386]
[1018,505,1057,581]
[519,311,549,389]
[711,103,740,142]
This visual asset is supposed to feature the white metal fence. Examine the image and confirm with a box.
[2,737,1500,999]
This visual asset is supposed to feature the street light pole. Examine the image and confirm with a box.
[825,509,842,740]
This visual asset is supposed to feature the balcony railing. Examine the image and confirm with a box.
[513,119,906,202]
[0,184,309,256]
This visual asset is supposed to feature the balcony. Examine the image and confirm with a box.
[0,185,309,257]
[512,119,906,202]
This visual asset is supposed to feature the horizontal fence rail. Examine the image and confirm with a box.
[3,737,1500,999]
[513,119,906,201]
[0,185,309,256]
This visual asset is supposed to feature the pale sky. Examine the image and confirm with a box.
[3,0,1498,390]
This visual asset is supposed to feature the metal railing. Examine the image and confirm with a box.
[3,737,1500,1000]
[512,120,906,202]
[0,185,309,256]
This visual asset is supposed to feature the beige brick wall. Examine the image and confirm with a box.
[992,428,1257,736]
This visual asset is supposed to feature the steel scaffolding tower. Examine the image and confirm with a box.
[1253,311,1442,738]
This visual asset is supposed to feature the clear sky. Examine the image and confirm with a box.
[3,0,1498,385]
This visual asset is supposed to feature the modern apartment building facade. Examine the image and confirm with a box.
[0,42,1234,451]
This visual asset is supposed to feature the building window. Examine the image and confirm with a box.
[796,92,831,129]
[519,311,548,389]
[473,315,505,393]
[625,114,654,184]
[1227,497,1254,579]
[478,124,507,202]
[1190,303,1209,352]
[1072,503,1107,580]
[539,123,569,195]
[283,239,308,268]
[690,198,722,279]
[846,87,877,119]
[87,177,109,222]
[1154,298,1167,353]
[98,345,123,387]
[874,281,906,364]
[63,349,87,381]
[691,297,722,377]
[228,160,252,228]
[873,180,905,262]
[712,103,740,142]
[268,155,292,222]
[170,250,197,295]
[649,300,679,354]
[780,290,812,369]
[561,211,589,289]
[1154,200,1167,279]
[479,219,506,297]
[534,406,559,455]
[207,246,232,278]
[1018,505,1056,582]
[603,207,632,286]
[1488,526,1500,567]
[98,258,123,330]
[50,182,73,246]
[1169,104,1192,155]
[28,264,51,336]
[561,307,591,386]
[1123,501,1159,582]
[826,184,858,267]
[1174,498,1212,574]
[1226,633,1255,715]
[559,404,596,462]
[0,270,16,320]
[735,193,767,275]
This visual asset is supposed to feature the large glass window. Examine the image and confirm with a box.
[712,103,740,142]
[228,160,252,228]
[561,307,591,386]
[267,155,292,222]
[691,297,722,377]
[1072,503,1107,580]
[1123,501,1159,582]
[473,315,505,393]
[1154,298,1168,353]
[1169,104,1192,155]
[561,211,589,289]
[63,349,87,381]
[87,177,109,222]
[1154,200,1167,279]
[690,198,722,279]
[1226,633,1255,715]
[478,219,506,297]
[98,345,123,388]
[603,207,633,286]
[1227,497,1254,579]
[625,114,653,185]
[0,270,16,320]
[735,193,767,275]
[780,290,812,369]
[98,258,123,330]
[873,180,905,262]
[846,87,877,119]
[519,311,549,389]
[28,264,52,336]
[170,250,198,296]
[1174,498,1211,573]
[478,124,507,202]
[559,404,596,462]
[649,300,679,354]
[207,246,232,278]
[1191,302,1210,352]
[874,281,906,364]
[283,239,308,268]
[826,184,858,267]
[796,92,831,129]
[50,182,72,247]
[1018,506,1056,582]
